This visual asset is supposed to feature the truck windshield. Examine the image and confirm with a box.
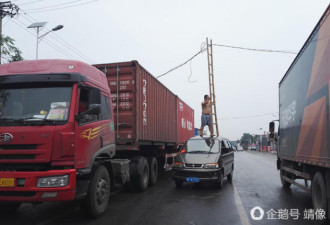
[186,139,220,153]
[0,86,72,125]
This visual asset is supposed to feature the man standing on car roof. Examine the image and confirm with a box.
[200,94,214,137]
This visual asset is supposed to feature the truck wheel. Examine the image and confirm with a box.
[312,172,327,213]
[175,180,183,188]
[217,172,224,189]
[80,165,110,218]
[280,168,291,188]
[0,202,21,214]
[131,157,149,192]
[148,157,158,186]
[227,166,234,182]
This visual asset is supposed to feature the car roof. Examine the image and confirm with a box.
[188,136,227,141]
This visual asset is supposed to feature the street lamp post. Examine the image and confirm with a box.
[27,22,63,59]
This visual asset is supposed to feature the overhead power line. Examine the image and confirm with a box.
[15,10,96,63]
[23,0,85,11]
[19,0,48,6]
[11,18,78,59]
[157,43,206,79]
[23,0,100,13]
[219,112,278,120]
[157,42,298,79]
[213,44,298,54]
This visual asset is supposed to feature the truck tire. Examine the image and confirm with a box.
[148,157,158,186]
[80,165,110,218]
[312,172,327,214]
[0,202,21,214]
[131,156,149,192]
[280,168,292,188]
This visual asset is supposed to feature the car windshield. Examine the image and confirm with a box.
[0,86,72,125]
[186,139,220,153]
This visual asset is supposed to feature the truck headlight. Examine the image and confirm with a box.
[204,163,219,168]
[37,175,69,188]
[173,162,183,168]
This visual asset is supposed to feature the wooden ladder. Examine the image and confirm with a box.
[206,38,219,137]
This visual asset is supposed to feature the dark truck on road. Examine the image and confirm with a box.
[269,4,330,219]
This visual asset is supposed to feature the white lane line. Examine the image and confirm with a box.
[232,183,252,225]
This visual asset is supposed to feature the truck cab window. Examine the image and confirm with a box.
[78,87,100,125]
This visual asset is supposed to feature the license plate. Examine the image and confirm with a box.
[0,178,15,187]
[186,177,200,182]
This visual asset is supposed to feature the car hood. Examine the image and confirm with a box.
[180,153,219,164]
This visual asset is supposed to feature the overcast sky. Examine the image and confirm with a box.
[3,0,329,140]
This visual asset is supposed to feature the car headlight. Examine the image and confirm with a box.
[173,162,183,168]
[204,163,219,168]
[37,175,69,188]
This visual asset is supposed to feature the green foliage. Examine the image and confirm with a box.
[0,35,24,63]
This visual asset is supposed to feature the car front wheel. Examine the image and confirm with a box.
[217,172,224,189]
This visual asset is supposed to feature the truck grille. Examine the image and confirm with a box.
[0,163,50,171]
[0,154,35,160]
[0,145,37,150]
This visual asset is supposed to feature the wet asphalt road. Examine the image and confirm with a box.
[1,151,325,225]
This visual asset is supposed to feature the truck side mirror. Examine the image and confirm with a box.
[269,121,275,133]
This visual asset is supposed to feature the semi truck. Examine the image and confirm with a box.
[0,59,194,218]
[269,5,330,219]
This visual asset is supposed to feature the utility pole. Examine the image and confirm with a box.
[0,1,19,64]
[206,37,219,137]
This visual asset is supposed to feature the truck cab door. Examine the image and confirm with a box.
[75,86,106,169]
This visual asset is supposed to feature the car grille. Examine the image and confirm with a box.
[185,164,203,168]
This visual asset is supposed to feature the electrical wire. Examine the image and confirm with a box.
[187,59,197,83]
[157,42,298,79]
[219,112,278,120]
[18,11,96,63]
[11,18,77,59]
[213,43,298,54]
[23,0,85,11]
[157,42,206,79]
[19,0,48,6]
[23,0,100,13]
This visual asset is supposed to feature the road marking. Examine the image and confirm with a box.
[232,183,252,225]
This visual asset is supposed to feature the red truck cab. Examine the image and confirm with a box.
[0,59,116,217]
